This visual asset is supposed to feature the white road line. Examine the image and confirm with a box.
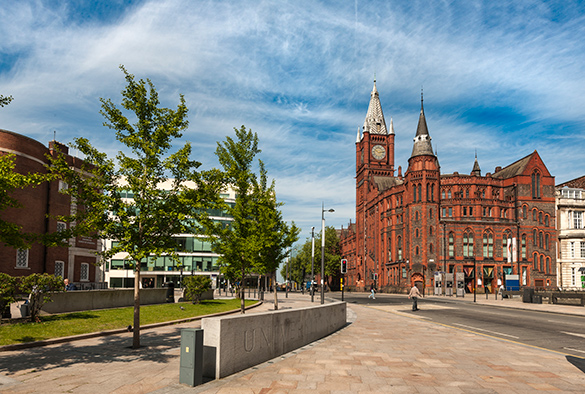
[563,347,585,354]
[453,323,519,339]
[561,331,585,339]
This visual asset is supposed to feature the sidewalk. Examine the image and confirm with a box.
[2,292,585,393]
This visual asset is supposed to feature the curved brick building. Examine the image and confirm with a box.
[339,82,556,294]
[0,129,102,287]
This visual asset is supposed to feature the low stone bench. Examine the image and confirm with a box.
[202,301,347,379]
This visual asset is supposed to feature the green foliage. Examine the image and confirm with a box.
[0,154,50,249]
[283,226,340,289]
[18,273,64,322]
[183,275,212,304]
[0,94,12,107]
[0,273,18,315]
[56,66,222,348]
[208,126,299,312]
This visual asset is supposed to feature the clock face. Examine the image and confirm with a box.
[372,145,386,160]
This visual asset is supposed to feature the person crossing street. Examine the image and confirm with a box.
[408,284,422,311]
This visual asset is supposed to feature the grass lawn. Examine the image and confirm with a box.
[0,299,257,346]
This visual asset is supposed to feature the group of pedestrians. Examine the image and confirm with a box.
[366,283,423,312]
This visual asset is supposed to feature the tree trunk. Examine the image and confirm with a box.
[133,266,141,349]
[240,267,245,314]
[273,272,278,310]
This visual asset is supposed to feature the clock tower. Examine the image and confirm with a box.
[355,80,395,286]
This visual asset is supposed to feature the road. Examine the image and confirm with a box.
[332,292,585,359]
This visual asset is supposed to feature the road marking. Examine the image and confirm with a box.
[453,323,519,339]
[561,331,585,339]
[563,347,585,354]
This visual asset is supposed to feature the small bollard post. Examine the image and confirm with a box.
[180,328,204,387]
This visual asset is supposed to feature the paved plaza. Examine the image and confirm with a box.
[1,293,585,393]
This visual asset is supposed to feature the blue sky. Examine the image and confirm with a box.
[1,0,585,245]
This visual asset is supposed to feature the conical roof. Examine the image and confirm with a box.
[363,80,390,135]
[471,153,481,176]
[410,94,434,157]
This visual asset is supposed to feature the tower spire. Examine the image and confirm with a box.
[363,80,388,135]
[411,90,434,158]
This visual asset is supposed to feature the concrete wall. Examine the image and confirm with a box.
[202,301,347,379]
[41,289,168,314]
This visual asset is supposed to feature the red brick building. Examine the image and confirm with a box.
[339,83,556,294]
[0,129,102,287]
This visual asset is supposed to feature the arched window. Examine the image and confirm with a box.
[522,234,527,259]
[429,226,433,236]
[503,231,512,260]
[427,183,430,202]
[415,211,419,221]
[449,232,455,258]
[533,252,538,269]
[483,231,493,258]
[546,257,551,274]
[545,215,549,227]
[539,212,543,224]
[539,231,543,248]
[465,188,469,198]
[429,208,433,219]
[533,229,537,246]
[441,189,446,199]
[463,230,474,257]
[448,189,452,199]
[545,233,549,250]
[429,243,434,254]
[415,228,419,238]
[523,205,527,219]
[532,171,541,199]
[533,209,537,221]
[415,246,419,256]
[397,236,402,260]
[540,255,544,272]
[430,184,434,201]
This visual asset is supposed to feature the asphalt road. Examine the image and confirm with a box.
[332,292,585,359]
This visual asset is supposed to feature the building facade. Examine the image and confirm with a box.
[556,176,585,289]
[0,129,103,287]
[104,183,236,289]
[339,83,556,293]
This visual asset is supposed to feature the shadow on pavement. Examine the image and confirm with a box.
[566,356,585,374]
[0,326,184,375]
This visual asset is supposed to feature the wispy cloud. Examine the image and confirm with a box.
[1,0,585,243]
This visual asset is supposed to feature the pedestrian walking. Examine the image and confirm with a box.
[408,284,422,311]
[368,284,376,299]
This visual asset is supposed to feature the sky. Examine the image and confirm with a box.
[1,0,585,246]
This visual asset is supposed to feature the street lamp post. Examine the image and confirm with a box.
[286,251,289,298]
[321,203,334,305]
[311,226,315,302]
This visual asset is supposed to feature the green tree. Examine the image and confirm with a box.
[285,226,339,290]
[19,273,64,322]
[183,275,212,304]
[67,66,222,348]
[0,94,12,107]
[209,126,298,313]
[0,273,18,318]
[0,154,48,249]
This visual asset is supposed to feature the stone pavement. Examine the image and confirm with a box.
[2,292,585,393]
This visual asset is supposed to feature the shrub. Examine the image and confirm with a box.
[183,275,212,304]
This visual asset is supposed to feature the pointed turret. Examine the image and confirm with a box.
[356,127,362,143]
[471,151,481,176]
[410,91,434,158]
[363,80,388,135]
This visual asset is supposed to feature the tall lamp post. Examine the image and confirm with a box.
[311,226,315,302]
[321,203,335,304]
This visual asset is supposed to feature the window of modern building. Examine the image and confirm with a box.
[54,261,64,278]
[80,263,89,281]
[16,249,28,268]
